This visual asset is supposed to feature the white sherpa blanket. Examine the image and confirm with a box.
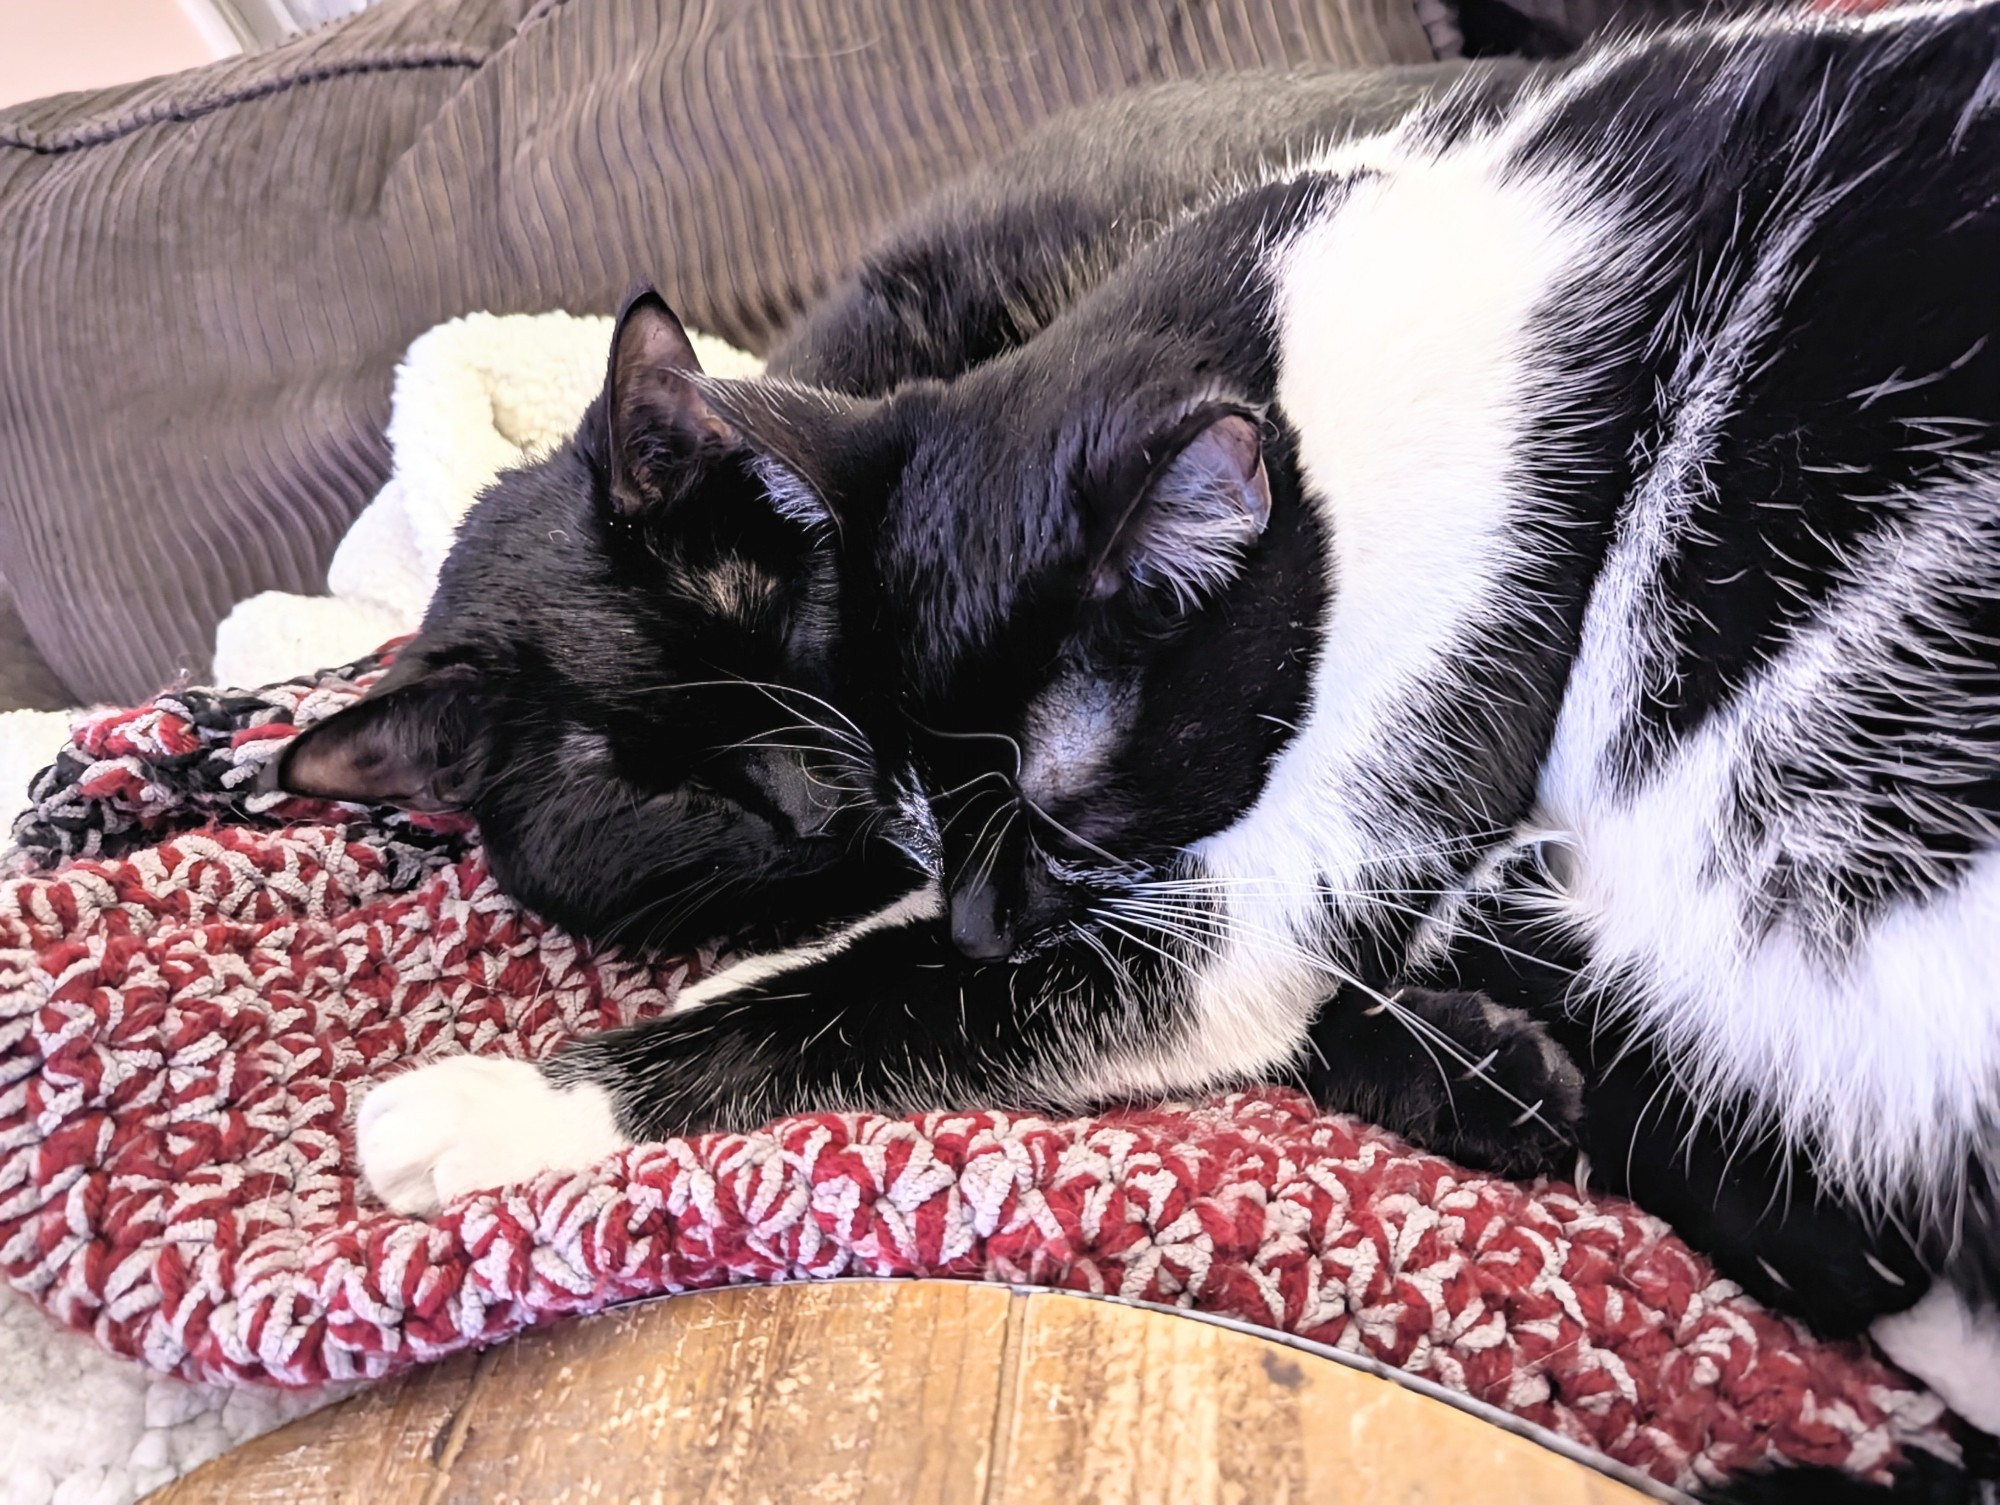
[0,311,761,1505]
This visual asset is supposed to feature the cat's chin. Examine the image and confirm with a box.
[356,1055,631,1216]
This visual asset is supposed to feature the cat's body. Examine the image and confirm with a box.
[291,5,2000,1445]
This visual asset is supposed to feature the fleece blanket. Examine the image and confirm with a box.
[0,653,1968,1497]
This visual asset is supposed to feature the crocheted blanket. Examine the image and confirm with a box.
[0,655,1960,1494]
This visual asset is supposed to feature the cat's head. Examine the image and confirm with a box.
[820,306,1329,963]
[273,290,926,953]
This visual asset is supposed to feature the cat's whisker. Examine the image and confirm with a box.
[1111,885,1474,1124]
[938,784,1012,840]
[966,803,1021,896]
[906,720,1139,875]
[730,681,871,745]
[1370,1000,1465,1128]
[716,737,872,770]
[1114,875,1581,980]
[1117,822,1520,879]
[1365,997,1569,1139]
[1088,904,1229,968]
[1068,921,1137,995]
[720,724,876,756]
[1016,795,1140,874]
[1128,876,1455,894]
[600,864,744,952]
[1094,896,1568,1140]
[907,721,1027,780]
[1092,918,1212,989]
[657,677,871,751]
[934,768,1018,802]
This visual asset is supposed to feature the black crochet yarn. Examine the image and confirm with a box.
[7,648,465,873]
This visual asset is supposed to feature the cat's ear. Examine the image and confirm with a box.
[697,380,861,531]
[1092,407,1272,608]
[267,663,483,812]
[604,287,738,518]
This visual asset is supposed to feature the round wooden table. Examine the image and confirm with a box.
[147,1282,1675,1503]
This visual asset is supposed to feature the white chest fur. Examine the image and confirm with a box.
[1143,122,1626,1093]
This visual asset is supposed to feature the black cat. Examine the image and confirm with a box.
[321,5,2000,1449]
[274,61,1526,957]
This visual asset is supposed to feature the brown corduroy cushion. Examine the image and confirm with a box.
[0,0,1433,704]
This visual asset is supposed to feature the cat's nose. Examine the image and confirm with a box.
[948,873,1014,962]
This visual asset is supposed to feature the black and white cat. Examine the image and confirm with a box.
[293,5,2000,1437]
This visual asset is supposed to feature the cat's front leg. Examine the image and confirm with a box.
[356,1055,631,1216]
[355,908,1122,1215]
[1304,985,1585,1178]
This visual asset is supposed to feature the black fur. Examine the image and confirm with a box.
[515,6,2000,1379]
[274,62,1534,957]
[545,171,1354,1135]
[331,10,2000,1462]
[1425,880,1935,1337]
[1700,1449,1994,1505]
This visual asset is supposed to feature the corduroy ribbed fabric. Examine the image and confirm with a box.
[0,0,1433,703]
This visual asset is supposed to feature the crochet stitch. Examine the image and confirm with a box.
[0,657,1960,1492]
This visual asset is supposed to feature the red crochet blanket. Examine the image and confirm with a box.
[0,656,1959,1493]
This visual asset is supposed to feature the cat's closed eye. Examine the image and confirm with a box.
[276,290,927,955]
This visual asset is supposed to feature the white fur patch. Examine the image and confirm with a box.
[677,556,783,619]
[1545,68,1880,810]
[1872,1283,2000,1433]
[1537,477,2000,1210]
[750,452,834,528]
[357,1055,630,1216]
[1100,128,1624,1099]
[677,883,944,1009]
[1019,674,1136,807]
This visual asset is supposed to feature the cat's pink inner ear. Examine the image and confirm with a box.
[276,692,463,812]
[1190,412,1272,532]
[281,709,422,806]
[1106,409,1272,608]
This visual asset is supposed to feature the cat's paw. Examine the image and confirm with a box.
[1412,989,1585,1178]
[355,1054,631,1216]
[1485,1001,1584,1160]
[1871,1282,2000,1434]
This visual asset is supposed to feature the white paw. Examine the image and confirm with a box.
[1872,1282,2000,1434]
[355,1054,631,1216]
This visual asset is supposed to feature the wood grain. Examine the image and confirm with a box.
[993,1293,1641,1505]
[145,1348,485,1505]
[149,1283,1659,1505]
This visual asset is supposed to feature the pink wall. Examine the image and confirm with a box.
[0,0,237,110]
